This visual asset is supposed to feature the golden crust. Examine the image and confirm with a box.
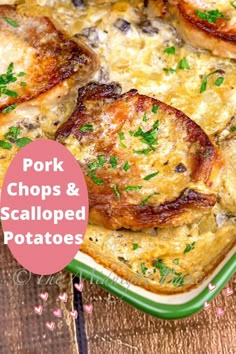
[168,0,236,58]
[57,83,222,231]
[0,5,98,113]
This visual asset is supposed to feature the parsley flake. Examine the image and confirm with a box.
[184,242,195,254]
[152,104,159,114]
[118,131,126,148]
[195,9,225,23]
[80,124,94,132]
[141,262,148,274]
[177,58,190,70]
[0,140,12,150]
[140,192,159,206]
[173,259,179,265]
[124,186,142,191]
[91,177,104,185]
[143,171,159,181]
[200,70,225,93]
[2,103,18,114]
[113,185,121,199]
[123,161,131,172]
[110,156,118,168]
[163,68,176,74]
[230,126,236,132]
[164,46,175,55]
[133,243,139,250]
[3,17,20,28]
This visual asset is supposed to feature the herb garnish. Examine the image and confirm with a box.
[98,155,106,168]
[110,156,118,168]
[133,120,159,152]
[200,70,224,93]
[0,63,21,100]
[113,185,120,199]
[91,176,104,185]
[163,68,176,74]
[184,242,195,254]
[3,17,20,28]
[152,104,159,114]
[164,46,175,55]
[143,112,147,122]
[80,124,94,132]
[173,259,179,265]
[133,148,152,155]
[124,186,142,191]
[153,258,188,287]
[143,171,159,181]
[0,126,32,150]
[133,243,139,250]
[177,57,190,70]
[118,131,127,148]
[195,9,225,23]
[141,262,148,274]
[140,192,159,206]
[2,103,18,114]
[123,161,131,172]
[230,126,236,132]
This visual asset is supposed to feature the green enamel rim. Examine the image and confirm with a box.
[66,253,235,319]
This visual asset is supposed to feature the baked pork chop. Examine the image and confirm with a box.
[0,5,98,114]
[168,0,236,59]
[56,83,223,231]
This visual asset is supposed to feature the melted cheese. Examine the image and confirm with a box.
[0,0,235,292]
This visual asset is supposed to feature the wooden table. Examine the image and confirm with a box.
[83,277,236,354]
[1,230,235,354]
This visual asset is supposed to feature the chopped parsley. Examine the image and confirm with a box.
[231,1,236,9]
[173,259,179,265]
[194,9,225,23]
[143,112,147,122]
[0,63,24,101]
[200,70,225,93]
[141,262,148,274]
[140,192,159,206]
[0,126,32,150]
[123,161,131,172]
[230,126,236,132]
[163,68,176,74]
[143,171,159,181]
[16,137,32,148]
[164,46,175,55]
[152,104,159,114]
[214,77,224,87]
[0,140,12,150]
[2,103,18,114]
[177,57,190,70]
[80,124,94,132]
[133,148,152,155]
[118,131,126,148]
[3,17,20,28]
[184,242,195,254]
[110,156,118,168]
[133,243,139,250]
[98,155,106,168]
[133,120,159,151]
[91,176,104,185]
[20,82,27,87]
[113,185,120,199]
[153,258,188,287]
[124,186,142,191]
[88,161,98,170]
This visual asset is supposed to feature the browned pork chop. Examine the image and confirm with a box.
[168,0,236,58]
[56,83,223,231]
[0,5,98,113]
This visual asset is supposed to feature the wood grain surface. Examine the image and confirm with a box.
[82,277,236,354]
